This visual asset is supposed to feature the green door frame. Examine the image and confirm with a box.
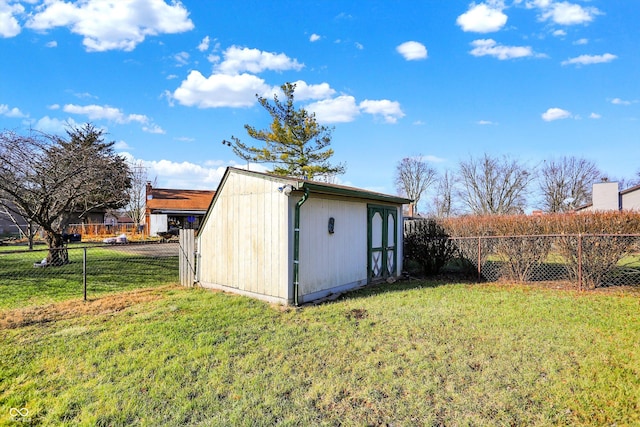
[367,205,398,282]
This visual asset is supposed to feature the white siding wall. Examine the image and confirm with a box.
[622,188,640,211]
[298,198,368,297]
[592,182,620,211]
[149,214,167,236]
[198,172,290,302]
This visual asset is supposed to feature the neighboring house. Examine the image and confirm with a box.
[575,182,640,212]
[104,211,134,226]
[145,183,215,236]
[196,167,411,305]
[0,205,28,237]
[66,209,107,226]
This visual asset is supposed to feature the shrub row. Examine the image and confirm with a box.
[404,212,640,288]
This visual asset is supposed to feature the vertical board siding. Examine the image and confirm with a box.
[179,229,195,286]
[396,206,404,274]
[198,171,289,299]
[298,198,368,295]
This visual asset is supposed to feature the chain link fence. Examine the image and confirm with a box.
[0,242,179,308]
[448,234,640,289]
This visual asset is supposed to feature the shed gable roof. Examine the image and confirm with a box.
[227,168,412,204]
[198,167,411,233]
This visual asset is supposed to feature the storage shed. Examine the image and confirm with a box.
[196,167,411,305]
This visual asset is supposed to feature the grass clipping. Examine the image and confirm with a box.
[0,286,169,329]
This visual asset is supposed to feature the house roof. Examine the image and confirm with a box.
[227,167,413,205]
[621,183,640,196]
[147,187,215,213]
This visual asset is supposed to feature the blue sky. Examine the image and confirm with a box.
[1,0,638,203]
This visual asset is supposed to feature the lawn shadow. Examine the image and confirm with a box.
[317,275,475,305]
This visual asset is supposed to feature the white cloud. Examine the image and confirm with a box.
[469,39,536,60]
[0,104,27,118]
[114,140,131,150]
[424,155,446,163]
[216,46,304,74]
[33,116,79,134]
[305,96,360,124]
[63,104,149,124]
[291,81,335,101]
[456,2,508,33]
[174,51,189,66]
[396,41,428,61]
[611,98,636,106]
[561,53,616,66]
[0,1,23,37]
[589,113,601,119]
[175,136,195,142]
[118,155,227,189]
[477,120,496,125]
[359,99,405,124]
[552,29,567,37]
[25,0,194,52]
[142,124,165,134]
[543,2,600,25]
[355,42,364,50]
[574,38,588,45]
[527,1,600,26]
[542,107,572,121]
[150,158,270,189]
[171,70,273,108]
[45,40,57,47]
[309,33,321,42]
[197,35,210,52]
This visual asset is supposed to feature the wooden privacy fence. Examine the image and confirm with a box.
[179,229,196,286]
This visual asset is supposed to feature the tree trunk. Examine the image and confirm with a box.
[45,230,69,266]
[28,223,34,251]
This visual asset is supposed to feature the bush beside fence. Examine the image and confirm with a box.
[404,212,640,289]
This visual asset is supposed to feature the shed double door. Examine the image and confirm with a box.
[367,205,397,282]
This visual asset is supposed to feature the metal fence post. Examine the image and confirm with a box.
[477,237,482,282]
[83,247,87,301]
[577,234,583,291]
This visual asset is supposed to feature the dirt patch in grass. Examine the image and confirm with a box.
[0,286,172,329]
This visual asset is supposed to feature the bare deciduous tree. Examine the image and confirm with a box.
[538,156,601,212]
[457,153,533,215]
[0,124,131,265]
[124,161,153,230]
[394,156,437,215]
[431,170,456,218]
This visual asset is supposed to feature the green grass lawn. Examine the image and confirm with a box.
[1,281,638,426]
[0,245,178,309]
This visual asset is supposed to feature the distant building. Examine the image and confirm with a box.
[0,204,28,237]
[575,182,640,212]
[145,183,215,236]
